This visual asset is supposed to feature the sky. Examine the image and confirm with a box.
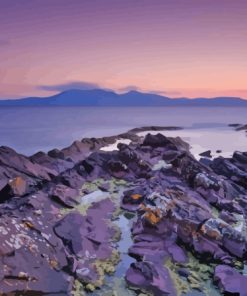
[0,0,247,99]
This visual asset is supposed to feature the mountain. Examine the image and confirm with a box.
[0,89,247,106]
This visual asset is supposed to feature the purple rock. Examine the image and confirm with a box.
[126,261,176,296]
[50,184,80,208]
[214,265,247,295]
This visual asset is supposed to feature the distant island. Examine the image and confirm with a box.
[0,89,247,106]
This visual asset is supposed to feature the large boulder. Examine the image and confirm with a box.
[211,157,247,189]
[54,199,117,273]
[49,184,80,208]
[0,247,71,295]
[214,265,247,295]
[126,261,176,296]
[121,187,146,211]
[142,133,172,148]
[0,176,28,202]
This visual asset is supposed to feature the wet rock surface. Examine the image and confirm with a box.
[0,126,246,295]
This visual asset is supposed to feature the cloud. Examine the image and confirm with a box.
[118,85,181,96]
[38,81,101,92]
[148,90,182,96]
[38,82,183,97]
[118,85,140,92]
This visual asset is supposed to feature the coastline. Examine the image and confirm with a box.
[0,126,246,295]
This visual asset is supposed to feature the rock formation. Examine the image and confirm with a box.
[0,127,246,295]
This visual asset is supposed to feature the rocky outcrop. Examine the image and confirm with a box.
[235,124,247,131]
[0,127,246,295]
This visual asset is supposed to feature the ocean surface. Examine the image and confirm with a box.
[0,106,246,156]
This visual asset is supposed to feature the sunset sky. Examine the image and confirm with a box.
[0,0,247,99]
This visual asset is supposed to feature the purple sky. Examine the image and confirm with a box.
[0,0,247,98]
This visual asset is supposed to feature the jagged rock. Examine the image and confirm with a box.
[121,187,146,211]
[31,151,74,173]
[0,146,56,181]
[54,199,117,284]
[107,159,129,178]
[211,157,247,189]
[229,123,241,128]
[0,128,246,295]
[142,133,172,148]
[49,184,80,208]
[236,124,247,131]
[219,210,238,224]
[0,176,28,201]
[200,218,247,259]
[214,265,247,295]
[199,150,212,158]
[126,261,176,296]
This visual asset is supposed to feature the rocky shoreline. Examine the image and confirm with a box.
[0,126,247,295]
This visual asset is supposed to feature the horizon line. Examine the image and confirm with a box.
[1,88,247,101]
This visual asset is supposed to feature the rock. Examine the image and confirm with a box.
[177,268,190,278]
[199,150,212,158]
[217,199,243,214]
[126,261,176,296]
[194,172,220,190]
[167,244,187,263]
[236,124,247,131]
[219,210,238,224]
[48,148,65,159]
[142,133,172,148]
[128,126,182,133]
[54,211,98,257]
[54,199,117,282]
[199,157,212,166]
[31,151,74,173]
[98,182,110,192]
[228,123,241,128]
[0,127,247,295]
[0,247,71,295]
[128,239,167,260]
[121,187,146,211]
[233,151,247,166]
[107,159,129,178]
[200,218,247,259]
[214,265,247,295]
[0,146,56,182]
[211,157,247,189]
[0,176,28,201]
[60,169,85,188]
[50,184,80,208]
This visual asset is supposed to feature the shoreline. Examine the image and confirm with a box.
[0,126,246,295]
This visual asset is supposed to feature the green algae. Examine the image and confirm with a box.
[211,206,220,219]
[164,250,222,296]
[84,249,121,290]
[165,258,189,295]
[60,177,129,217]
[71,279,86,296]
[92,278,137,296]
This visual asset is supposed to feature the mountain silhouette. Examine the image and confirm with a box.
[0,89,247,106]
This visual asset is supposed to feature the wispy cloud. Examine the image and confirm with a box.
[118,85,140,92]
[148,90,182,96]
[118,85,181,96]
[38,81,101,92]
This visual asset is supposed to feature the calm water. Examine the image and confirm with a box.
[0,106,246,156]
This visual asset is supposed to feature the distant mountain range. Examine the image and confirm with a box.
[0,89,247,106]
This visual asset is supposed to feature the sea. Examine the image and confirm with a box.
[0,106,246,156]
